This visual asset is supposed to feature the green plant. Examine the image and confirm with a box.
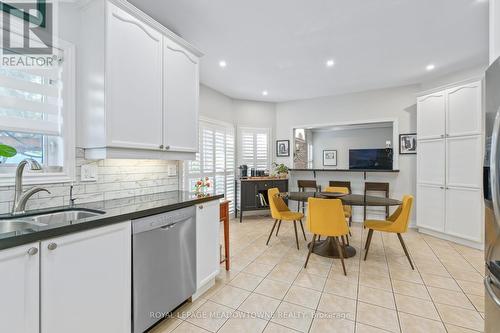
[0,144,16,159]
[272,162,289,174]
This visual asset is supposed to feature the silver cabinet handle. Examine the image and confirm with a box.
[159,144,164,149]
[440,134,445,138]
[485,275,500,307]
[198,205,204,210]
[439,186,444,189]
[27,247,38,256]
[164,145,170,150]
[47,243,57,251]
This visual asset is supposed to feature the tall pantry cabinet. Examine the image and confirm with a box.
[417,80,484,248]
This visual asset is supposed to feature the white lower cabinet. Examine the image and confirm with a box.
[195,200,220,296]
[0,243,39,333]
[40,222,131,333]
[445,187,483,242]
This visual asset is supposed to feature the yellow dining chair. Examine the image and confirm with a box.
[325,186,352,221]
[266,188,306,250]
[305,197,350,275]
[363,195,414,269]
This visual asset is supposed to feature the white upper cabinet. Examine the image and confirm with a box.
[446,82,482,137]
[79,0,202,160]
[40,222,131,333]
[0,243,39,333]
[106,3,163,150]
[163,38,199,152]
[417,92,446,140]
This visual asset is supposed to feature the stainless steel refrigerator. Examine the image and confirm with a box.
[484,56,500,332]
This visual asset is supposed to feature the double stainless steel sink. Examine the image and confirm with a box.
[0,208,106,234]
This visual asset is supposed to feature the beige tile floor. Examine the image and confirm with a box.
[150,215,485,333]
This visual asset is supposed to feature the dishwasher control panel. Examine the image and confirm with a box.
[132,206,195,234]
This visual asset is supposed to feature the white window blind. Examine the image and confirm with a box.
[239,127,270,170]
[0,61,63,136]
[0,37,75,185]
[184,119,235,211]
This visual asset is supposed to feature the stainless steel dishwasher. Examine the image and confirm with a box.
[132,206,196,333]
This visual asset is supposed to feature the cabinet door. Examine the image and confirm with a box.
[417,139,446,185]
[417,92,446,140]
[41,222,131,333]
[447,82,482,137]
[417,184,446,232]
[163,38,199,152]
[106,3,163,150]
[196,200,220,289]
[0,243,39,333]
[241,182,258,209]
[445,187,482,242]
[446,135,482,188]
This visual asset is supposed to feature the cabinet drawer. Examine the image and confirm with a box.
[256,181,273,190]
[272,180,289,192]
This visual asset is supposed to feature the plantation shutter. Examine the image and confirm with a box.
[185,119,235,212]
[239,127,270,170]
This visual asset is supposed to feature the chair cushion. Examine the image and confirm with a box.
[279,211,304,221]
[364,219,396,232]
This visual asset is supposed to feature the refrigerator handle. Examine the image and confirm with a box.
[485,275,500,307]
[490,109,500,226]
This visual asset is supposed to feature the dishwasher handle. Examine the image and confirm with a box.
[160,222,178,230]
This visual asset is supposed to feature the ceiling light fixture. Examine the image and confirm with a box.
[262,90,268,96]
[219,60,227,68]
[426,64,435,71]
[326,59,335,67]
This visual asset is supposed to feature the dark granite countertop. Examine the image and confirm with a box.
[0,191,224,250]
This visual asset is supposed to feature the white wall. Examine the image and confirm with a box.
[311,127,393,169]
[275,85,418,222]
[199,85,235,123]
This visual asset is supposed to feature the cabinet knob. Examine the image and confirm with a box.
[198,205,204,210]
[164,145,170,150]
[47,243,57,251]
[440,135,445,138]
[27,247,38,256]
[159,144,164,149]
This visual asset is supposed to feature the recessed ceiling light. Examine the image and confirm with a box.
[326,59,335,67]
[219,60,227,68]
[426,64,436,71]
[262,90,268,96]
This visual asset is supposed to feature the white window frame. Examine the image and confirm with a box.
[183,117,235,210]
[237,126,271,171]
[0,27,76,186]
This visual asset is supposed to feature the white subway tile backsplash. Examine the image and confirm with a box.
[0,148,180,214]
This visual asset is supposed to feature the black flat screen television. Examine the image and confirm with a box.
[349,148,393,170]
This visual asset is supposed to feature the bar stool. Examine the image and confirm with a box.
[364,182,390,220]
[297,180,320,214]
[329,181,351,193]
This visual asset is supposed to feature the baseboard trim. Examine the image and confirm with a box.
[418,227,483,250]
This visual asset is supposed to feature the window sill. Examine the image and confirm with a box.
[0,173,74,187]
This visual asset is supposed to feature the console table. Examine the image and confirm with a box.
[235,178,288,222]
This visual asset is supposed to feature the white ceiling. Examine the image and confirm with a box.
[128,0,489,102]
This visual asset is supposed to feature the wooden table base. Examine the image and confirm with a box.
[308,237,356,259]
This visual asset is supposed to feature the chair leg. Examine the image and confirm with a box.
[397,233,415,270]
[293,220,300,250]
[266,219,279,246]
[334,237,347,276]
[275,220,282,236]
[340,235,348,257]
[299,220,307,241]
[317,235,321,241]
[364,229,374,260]
[304,234,317,268]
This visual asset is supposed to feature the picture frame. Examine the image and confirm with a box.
[323,150,338,166]
[276,140,290,157]
[399,133,417,154]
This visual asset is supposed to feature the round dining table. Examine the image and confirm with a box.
[284,191,402,259]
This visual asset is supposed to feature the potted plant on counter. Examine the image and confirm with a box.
[272,162,289,179]
[194,177,212,197]
[0,144,16,164]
